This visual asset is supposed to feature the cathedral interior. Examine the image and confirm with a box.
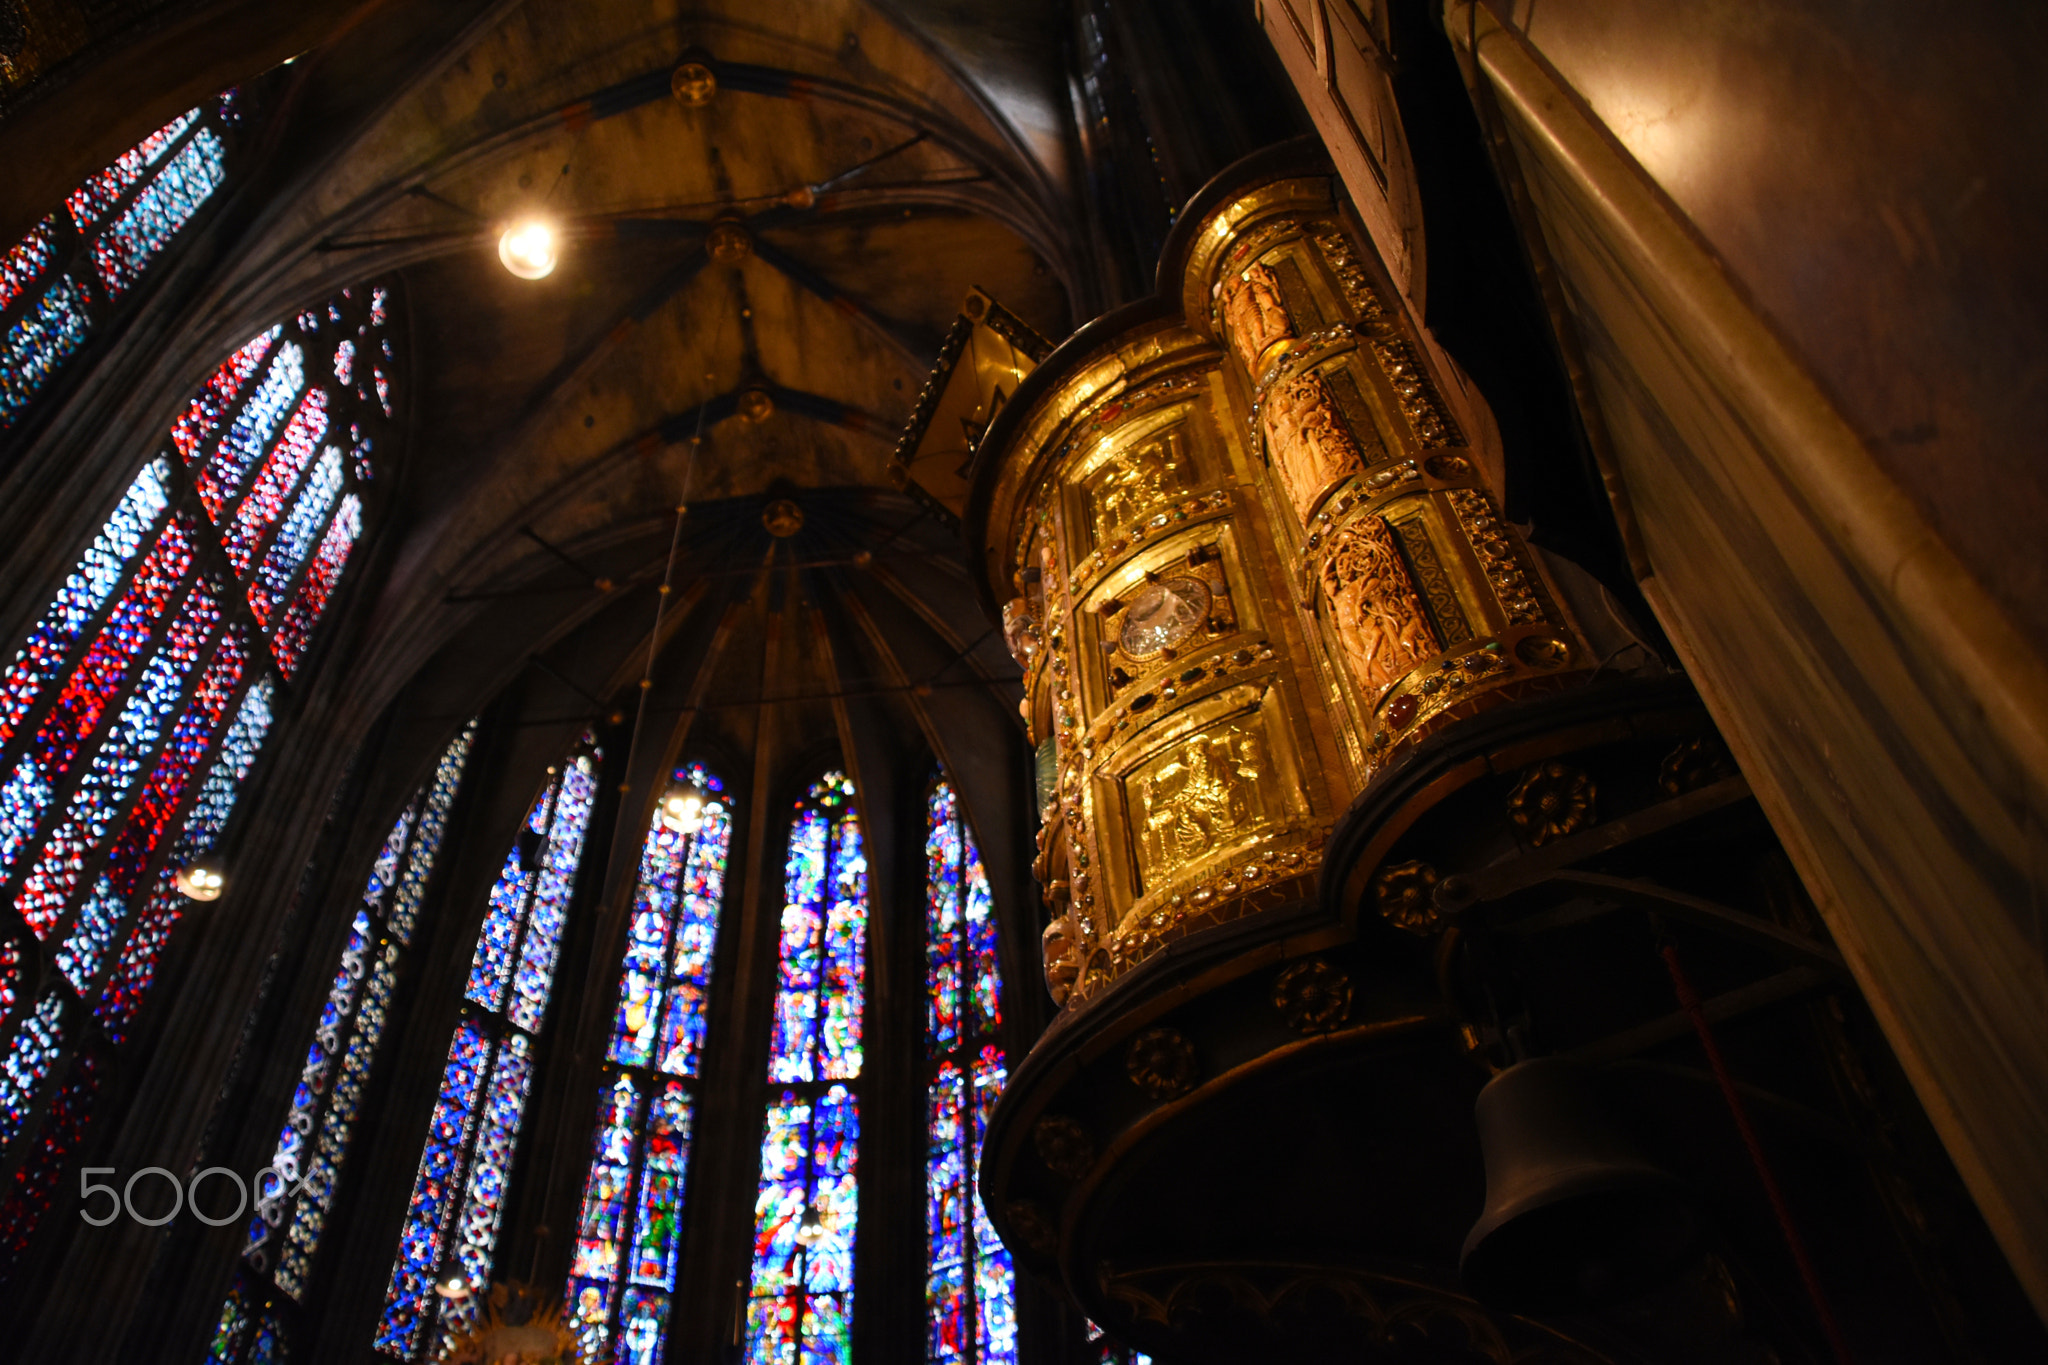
[0,1,2044,1362]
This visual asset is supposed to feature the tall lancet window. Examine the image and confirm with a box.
[374,738,602,1359]
[211,721,477,1346]
[924,779,1015,1365]
[748,771,867,1365]
[0,284,394,1276]
[1,90,242,435]
[565,763,733,1364]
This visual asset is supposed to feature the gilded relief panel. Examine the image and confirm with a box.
[1120,705,1289,896]
[1080,420,1202,550]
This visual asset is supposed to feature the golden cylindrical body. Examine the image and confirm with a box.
[983,170,1587,1006]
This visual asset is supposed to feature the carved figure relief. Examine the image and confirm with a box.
[1001,595,1040,668]
[1261,371,1364,522]
[1042,915,1082,1005]
[1084,429,1196,547]
[1320,515,1439,702]
[1130,724,1277,888]
[1220,261,1297,374]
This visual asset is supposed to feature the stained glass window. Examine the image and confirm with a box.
[0,281,394,1278]
[924,780,1015,1365]
[749,771,867,1365]
[0,98,242,435]
[1086,1319,1152,1365]
[376,739,603,1360]
[567,764,733,1364]
[235,724,474,1303]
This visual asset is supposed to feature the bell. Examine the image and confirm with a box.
[1461,1057,1694,1310]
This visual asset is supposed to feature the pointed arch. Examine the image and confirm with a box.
[373,736,603,1360]
[923,774,1015,1365]
[748,768,867,1365]
[565,761,736,1364]
[0,278,396,1280]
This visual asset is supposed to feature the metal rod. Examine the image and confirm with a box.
[1660,941,1857,1365]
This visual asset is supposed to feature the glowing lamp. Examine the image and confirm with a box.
[435,1270,471,1300]
[498,219,558,279]
[175,856,226,902]
[659,777,707,835]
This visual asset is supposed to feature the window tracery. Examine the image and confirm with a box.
[231,724,477,1305]
[1,92,242,434]
[566,763,733,1365]
[0,281,393,1278]
[748,770,866,1365]
[924,779,1015,1365]
[375,738,602,1360]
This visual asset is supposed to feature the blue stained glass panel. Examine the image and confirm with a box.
[0,216,56,315]
[254,722,470,1297]
[248,447,341,626]
[748,1086,859,1365]
[607,766,730,1074]
[462,784,550,1012]
[0,991,65,1150]
[505,754,598,1033]
[197,340,304,522]
[364,805,418,915]
[658,776,731,1077]
[65,110,195,230]
[0,1049,97,1273]
[387,726,470,942]
[94,128,226,298]
[273,940,397,1298]
[567,1073,641,1360]
[971,1046,1017,1365]
[767,808,828,1084]
[0,460,168,747]
[618,1288,672,1365]
[609,872,673,1070]
[174,329,277,466]
[0,274,93,430]
[630,1082,692,1289]
[101,623,247,899]
[815,810,868,1082]
[374,1018,493,1355]
[21,578,220,942]
[924,779,1012,1365]
[92,675,272,1030]
[432,1031,537,1349]
[272,493,360,677]
[927,1061,969,1365]
[0,519,195,906]
[223,387,327,577]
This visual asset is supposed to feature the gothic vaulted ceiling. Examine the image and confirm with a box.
[125,0,1074,766]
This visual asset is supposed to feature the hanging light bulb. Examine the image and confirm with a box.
[793,1198,828,1248]
[175,855,226,902]
[498,218,558,279]
[434,1269,471,1300]
[659,776,707,835]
